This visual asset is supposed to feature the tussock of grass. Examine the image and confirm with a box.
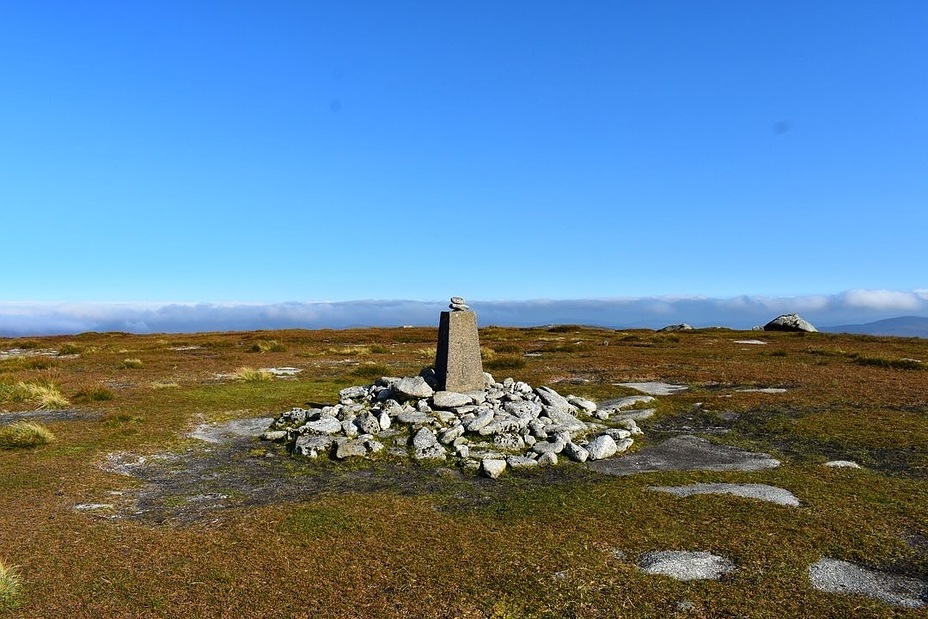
[0,421,55,449]
[247,340,287,353]
[485,357,526,371]
[414,347,437,358]
[231,367,273,382]
[56,343,83,356]
[0,560,22,610]
[0,381,70,410]
[479,346,496,361]
[122,358,144,369]
[349,363,392,380]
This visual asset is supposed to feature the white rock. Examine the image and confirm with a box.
[432,391,472,408]
[638,551,736,581]
[412,427,438,449]
[305,418,343,435]
[563,442,589,463]
[537,451,558,466]
[481,458,507,479]
[566,395,597,413]
[507,455,539,469]
[586,435,618,460]
[395,376,435,399]
[466,409,495,432]
[824,460,862,469]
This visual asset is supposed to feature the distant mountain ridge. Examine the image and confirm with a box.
[821,316,928,338]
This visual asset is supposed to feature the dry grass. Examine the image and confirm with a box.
[0,421,55,449]
[0,381,70,410]
[230,366,273,382]
[0,326,926,617]
[0,560,22,611]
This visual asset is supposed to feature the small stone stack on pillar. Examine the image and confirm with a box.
[434,296,485,392]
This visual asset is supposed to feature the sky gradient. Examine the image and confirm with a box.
[2,2,926,333]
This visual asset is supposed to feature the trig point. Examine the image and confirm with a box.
[434,296,485,392]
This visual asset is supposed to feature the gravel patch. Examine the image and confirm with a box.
[809,557,927,608]
[650,482,800,507]
[590,435,781,476]
[638,550,736,581]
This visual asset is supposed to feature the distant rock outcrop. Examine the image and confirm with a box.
[763,313,817,333]
[658,323,693,332]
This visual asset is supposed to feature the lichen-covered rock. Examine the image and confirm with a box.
[395,376,435,399]
[763,313,817,332]
[481,458,507,479]
[587,434,618,460]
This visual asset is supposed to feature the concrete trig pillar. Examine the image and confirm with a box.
[434,296,484,392]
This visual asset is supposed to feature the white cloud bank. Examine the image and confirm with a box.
[1,290,927,337]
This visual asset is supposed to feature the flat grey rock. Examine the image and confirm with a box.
[598,395,655,411]
[638,551,736,581]
[808,558,926,608]
[188,417,276,443]
[589,435,780,476]
[616,382,688,396]
[824,460,862,469]
[650,483,800,507]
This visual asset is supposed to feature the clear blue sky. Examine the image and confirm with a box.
[3,1,926,305]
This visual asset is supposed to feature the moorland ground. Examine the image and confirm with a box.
[1,326,927,618]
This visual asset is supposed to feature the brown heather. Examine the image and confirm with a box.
[0,326,926,617]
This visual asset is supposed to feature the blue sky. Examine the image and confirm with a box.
[2,2,926,334]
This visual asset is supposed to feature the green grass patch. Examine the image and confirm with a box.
[852,354,924,370]
[484,357,526,371]
[0,560,22,611]
[349,363,392,381]
[0,421,55,449]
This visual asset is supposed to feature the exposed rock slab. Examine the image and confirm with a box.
[650,483,799,507]
[808,557,926,608]
[589,435,780,476]
[638,551,736,581]
[616,382,688,396]
[764,313,818,332]
[187,417,276,444]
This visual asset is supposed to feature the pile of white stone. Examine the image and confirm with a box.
[262,370,649,478]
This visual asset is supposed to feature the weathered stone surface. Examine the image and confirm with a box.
[535,386,574,414]
[824,460,862,469]
[563,441,589,462]
[304,418,343,435]
[260,430,288,442]
[493,433,525,451]
[590,435,779,476]
[566,395,597,413]
[598,395,656,412]
[764,313,818,333]
[466,409,495,432]
[339,385,369,401]
[650,483,800,507]
[431,391,472,409]
[503,400,543,419]
[507,455,539,469]
[587,435,618,460]
[638,551,736,581]
[411,427,438,449]
[414,442,446,460]
[395,376,435,399]
[537,451,558,466]
[481,458,507,479]
[434,310,484,392]
[334,438,368,459]
[659,323,693,332]
[353,412,381,435]
[293,435,334,457]
[808,558,926,608]
[438,424,466,444]
[396,410,430,424]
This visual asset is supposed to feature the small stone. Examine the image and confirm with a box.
[615,437,634,453]
[396,410,430,424]
[377,411,392,431]
[432,391,472,409]
[354,412,381,435]
[304,418,343,435]
[395,376,435,399]
[438,424,466,445]
[455,444,470,458]
[493,433,525,451]
[537,451,558,466]
[334,438,368,459]
[481,458,507,479]
[507,455,539,469]
[824,460,862,469]
[412,427,439,449]
[293,435,334,457]
[450,296,466,305]
[339,385,369,401]
[566,395,597,413]
[562,441,589,462]
[260,430,287,442]
[466,409,495,432]
[587,435,619,460]
[341,419,359,437]
[414,443,446,460]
